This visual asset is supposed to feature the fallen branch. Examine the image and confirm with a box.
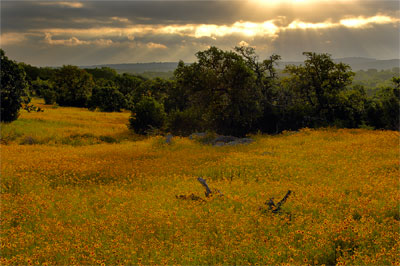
[197,177,212,197]
[176,177,223,202]
[197,177,223,197]
[266,190,292,213]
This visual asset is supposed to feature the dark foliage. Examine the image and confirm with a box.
[85,67,118,81]
[365,83,399,130]
[174,47,266,136]
[3,47,398,133]
[53,65,94,107]
[1,49,30,122]
[114,73,145,96]
[167,108,203,136]
[19,63,55,82]
[89,80,126,112]
[31,79,56,104]
[283,52,355,127]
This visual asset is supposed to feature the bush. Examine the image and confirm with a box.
[89,81,126,112]
[0,49,30,122]
[128,96,166,135]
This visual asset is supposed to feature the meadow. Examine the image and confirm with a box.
[1,100,399,265]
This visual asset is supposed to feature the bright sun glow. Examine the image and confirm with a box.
[256,0,319,5]
[255,0,352,5]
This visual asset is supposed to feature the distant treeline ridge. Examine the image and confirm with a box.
[1,47,399,135]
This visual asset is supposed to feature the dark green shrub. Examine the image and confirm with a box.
[128,96,166,135]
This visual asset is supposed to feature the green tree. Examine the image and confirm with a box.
[174,46,264,136]
[1,49,30,122]
[235,46,281,100]
[235,46,281,133]
[284,52,354,126]
[114,73,145,96]
[128,96,166,134]
[163,80,188,113]
[53,65,94,107]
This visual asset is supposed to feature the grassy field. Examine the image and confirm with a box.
[1,100,399,265]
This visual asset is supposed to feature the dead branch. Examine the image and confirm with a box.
[197,177,212,197]
[266,190,292,213]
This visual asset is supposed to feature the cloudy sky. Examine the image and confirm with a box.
[1,0,399,66]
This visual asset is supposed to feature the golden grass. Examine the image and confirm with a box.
[1,101,399,265]
[0,99,135,146]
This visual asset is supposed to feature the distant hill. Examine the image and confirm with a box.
[82,57,399,74]
[278,57,399,71]
[82,62,179,74]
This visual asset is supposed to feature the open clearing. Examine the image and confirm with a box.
[1,100,399,265]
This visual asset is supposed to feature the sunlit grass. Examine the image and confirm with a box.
[1,102,399,265]
[0,99,136,145]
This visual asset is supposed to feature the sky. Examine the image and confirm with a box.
[1,0,399,66]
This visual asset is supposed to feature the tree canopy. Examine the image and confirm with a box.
[53,65,95,107]
[1,49,30,122]
[283,52,355,126]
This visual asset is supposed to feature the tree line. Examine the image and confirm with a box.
[1,48,399,136]
[352,68,399,95]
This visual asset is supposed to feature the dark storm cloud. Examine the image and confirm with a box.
[1,1,247,32]
[1,0,399,65]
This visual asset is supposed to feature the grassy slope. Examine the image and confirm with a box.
[1,101,399,265]
[1,99,135,146]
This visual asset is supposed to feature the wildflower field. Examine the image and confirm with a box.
[1,100,399,265]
